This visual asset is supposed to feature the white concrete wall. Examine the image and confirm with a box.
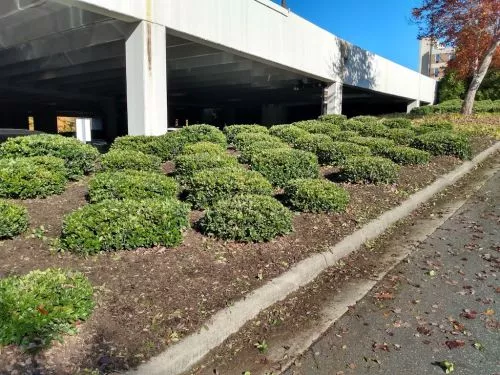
[57,0,436,103]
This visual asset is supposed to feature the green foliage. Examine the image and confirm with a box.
[0,200,29,238]
[250,148,320,187]
[176,125,227,147]
[326,141,372,165]
[412,131,472,159]
[181,142,226,156]
[293,134,336,165]
[438,71,466,102]
[380,146,431,165]
[184,167,273,209]
[110,135,179,162]
[292,120,341,137]
[349,136,396,155]
[238,140,290,164]
[283,178,350,213]
[357,123,389,137]
[269,125,310,144]
[100,150,162,173]
[330,130,359,141]
[60,199,190,254]
[382,118,412,129]
[341,156,400,184]
[88,170,179,203]
[340,119,367,132]
[475,70,500,101]
[410,99,500,115]
[233,132,281,151]
[0,269,94,347]
[413,120,454,134]
[317,114,347,125]
[223,124,269,144]
[0,134,99,179]
[174,152,238,177]
[385,128,416,145]
[199,194,293,242]
[350,115,380,123]
[0,158,67,199]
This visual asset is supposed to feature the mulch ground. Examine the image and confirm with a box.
[0,137,496,375]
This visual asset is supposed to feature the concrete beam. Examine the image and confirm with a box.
[125,21,167,136]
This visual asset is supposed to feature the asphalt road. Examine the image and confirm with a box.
[285,170,500,375]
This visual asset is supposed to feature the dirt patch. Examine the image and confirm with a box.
[0,139,496,375]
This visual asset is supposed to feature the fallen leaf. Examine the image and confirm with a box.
[484,308,495,316]
[473,342,484,351]
[436,360,455,373]
[37,305,49,315]
[460,310,477,319]
[445,340,465,349]
[374,291,393,300]
[417,326,432,336]
[372,342,390,352]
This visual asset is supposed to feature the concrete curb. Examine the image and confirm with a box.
[128,142,500,375]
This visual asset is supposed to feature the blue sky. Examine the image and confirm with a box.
[282,0,421,71]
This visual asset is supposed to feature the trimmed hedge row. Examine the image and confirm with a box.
[381,146,431,165]
[349,136,396,154]
[0,157,67,199]
[410,99,500,115]
[317,114,347,125]
[330,130,359,141]
[293,120,341,138]
[181,142,226,156]
[174,152,238,177]
[238,140,290,164]
[269,125,310,144]
[224,124,269,144]
[293,134,335,165]
[250,148,320,187]
[0,200,29,238]
[199,194,293,242]
[382,118,412,129]
[0,134,99,179]
[100,150,162,173]
[0,269,94,347]
[60,199,190,254]
[327,141,372,165]
[385,128,416,145]
[341,156,400,184]
[184,167,273,209]
[176,125,227,147]
[412,131,472,159]
[88,170,178,203]
[284,178,350,213]
[233,132,281,151]
[413,120,454,134]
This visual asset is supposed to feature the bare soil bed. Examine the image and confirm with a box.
[0,137,496,375]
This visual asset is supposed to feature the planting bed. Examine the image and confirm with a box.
[0,118,497,374]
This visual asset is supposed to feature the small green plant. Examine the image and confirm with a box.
[317,113,347,125]
[254,340,269,353]
[233,132,281,151]
[0,268,94,348]
[341,156,400,184]
[412,131,472,159]
[385,128,416,145]
[223,124,269,144]
[110,134,183,162]
[199,194,293,242]
[382,118,412,129]
[349,136,396,155]
[0,158,67,199]
[0,134,99,179]
[180,142,226,156]
[380,146,431,165]
[326,141,372,165]
[184,167,273,208]
[60,199,190,254]
[293,134,336,165]
[238,140,290,164]
[176,124,227,147]
[250,148,320,187]
[269,124,310,144]
[0,200,29,238]
[174,152,239,177]
[284,179,350,213]
[100,150,162,172]
[293,120,341,137]
[88,170,179,202]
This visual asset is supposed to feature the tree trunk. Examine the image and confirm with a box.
[461,39,499,115]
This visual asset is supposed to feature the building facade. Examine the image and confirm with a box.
[419,38,455,80]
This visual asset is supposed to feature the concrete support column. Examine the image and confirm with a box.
[125,21,167,136]
[76,118,92,143]
[33,109,58,133]
[322,82,342,115]
[407,100,420,113]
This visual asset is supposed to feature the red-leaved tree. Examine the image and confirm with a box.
[413,0,500,114]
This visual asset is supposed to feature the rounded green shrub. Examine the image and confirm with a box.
[176,125,227,147]
[181,142,226,156]
[349,136,396,155]
[26,156,68,176]
[88,170,179,203]
[269,125,310,144]
[340,119,367,132]
[351,115,380,123]
[0,158,67,199]
[224,124,269,144]
[381,146,431,165]
[413,120,454,134]
[293,134,336,165]
[233,132,281,151]
[60,199,190,254]
[199,194,293,242]
[0,268,94,347]
[174,152,238,177]
[184,167,273,208]
[341,156,400,184]
[326,142,372,165]
[385,128,416,145]
[284,178,350,213]
[0,134,99,179]
[382,118,412,129]
[412,131,472,159]
[330,130,359,141]
[250,148,320,187]
[238,140,290,164]
[293,120,341,137]
[100,150,162,172]
[0,200,29,238]
[110,135,179,162]
[357,123,389,137]
[317,114,347,125]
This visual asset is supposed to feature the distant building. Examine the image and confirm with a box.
[419,38,455,80]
